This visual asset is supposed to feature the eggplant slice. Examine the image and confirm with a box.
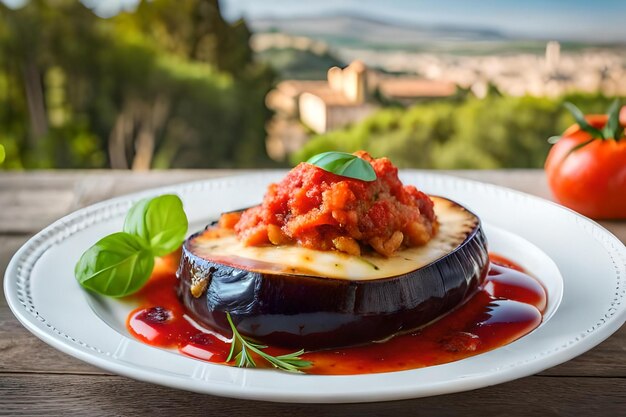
[177,196,488,349]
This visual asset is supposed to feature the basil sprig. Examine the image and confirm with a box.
[306,151,376,182]
[75,194,188,297]
[123,194,188,257]
[74,233,155,297]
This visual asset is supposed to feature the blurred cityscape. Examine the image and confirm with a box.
[0,0,625,170]
[262,37,626,160]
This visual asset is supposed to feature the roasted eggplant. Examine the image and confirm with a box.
[177,196,488,349]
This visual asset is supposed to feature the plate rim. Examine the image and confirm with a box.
[4,171,626,403]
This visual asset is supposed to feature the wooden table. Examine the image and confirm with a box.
[1,170,625,416]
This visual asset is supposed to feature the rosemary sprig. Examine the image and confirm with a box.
[225,312,312,373]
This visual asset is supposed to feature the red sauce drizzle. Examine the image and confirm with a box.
[127,253,546,375]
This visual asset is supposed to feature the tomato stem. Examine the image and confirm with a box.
[563,100,624,142]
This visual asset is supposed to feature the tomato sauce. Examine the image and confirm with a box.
[233,151,437,257]
[126,252,547,375]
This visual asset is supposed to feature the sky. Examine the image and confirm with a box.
[3,0,626,42]
[220,0,626,42]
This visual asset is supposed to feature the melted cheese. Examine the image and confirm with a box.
[189,197,478,281]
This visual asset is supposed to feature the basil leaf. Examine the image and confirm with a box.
[563,102,605,139]
[123,194,188,256]
[306,151,376,181]
[75,232,154,297]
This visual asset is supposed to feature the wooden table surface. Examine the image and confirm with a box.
[1,170,625,416]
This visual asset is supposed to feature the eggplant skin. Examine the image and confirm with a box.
[177,201,489,349]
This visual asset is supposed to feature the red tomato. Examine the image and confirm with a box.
[545,114,626,219]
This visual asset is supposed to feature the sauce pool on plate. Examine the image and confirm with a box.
[126,252,546,375]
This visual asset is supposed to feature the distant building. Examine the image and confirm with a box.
[545,41,561,74]
[265,80,327,118]
[298,61,378,133]
[267,61,457,134]
[377,78,457,105]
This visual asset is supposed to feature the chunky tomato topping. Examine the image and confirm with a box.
[231,151,437,257]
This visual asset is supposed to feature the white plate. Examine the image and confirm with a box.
[4,172,626,403]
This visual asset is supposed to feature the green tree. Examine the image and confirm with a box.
[292,94,622,169]
[0,0,275,170]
